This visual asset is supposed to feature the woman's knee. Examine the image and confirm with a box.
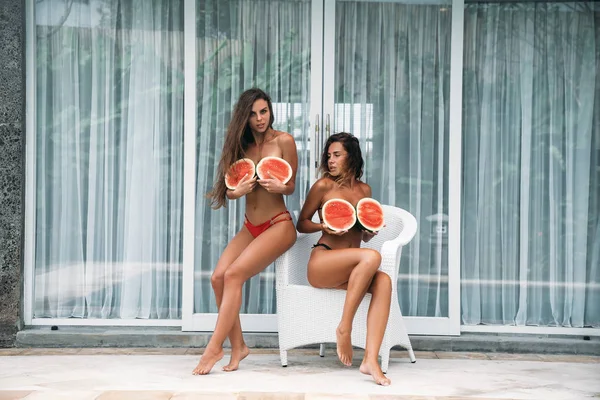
[223,265,246,286]
[211,270,225,289]
[372,271,392,293]
[362,249,382,269]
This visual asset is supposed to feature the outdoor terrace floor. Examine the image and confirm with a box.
[0,348,599,399]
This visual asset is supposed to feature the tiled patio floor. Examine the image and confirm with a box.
[1,349,599,399]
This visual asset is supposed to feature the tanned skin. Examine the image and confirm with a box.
[296,140,392,386]
[193,96,298,375]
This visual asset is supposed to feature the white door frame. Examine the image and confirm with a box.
[181,0,197,331]
[446,0,464,336]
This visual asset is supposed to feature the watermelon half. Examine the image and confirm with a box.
[225,158,256,190]
[256,156,293,184]
[356,198,385,232]
[322,198,356,232]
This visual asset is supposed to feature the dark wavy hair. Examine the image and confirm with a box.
[319,132,364,184]
[208,88,275,209]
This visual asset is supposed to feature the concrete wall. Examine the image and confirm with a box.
[0,0,24,347]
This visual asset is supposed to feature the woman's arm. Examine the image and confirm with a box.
[296,179,328,233]
[257,132,298,195]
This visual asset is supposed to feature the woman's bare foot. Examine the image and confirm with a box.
[336,326,353,366]
[222,345,250,372]
[360,359,391,386]
[192,346,224,375]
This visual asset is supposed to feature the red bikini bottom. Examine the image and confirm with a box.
[244,210,292,238]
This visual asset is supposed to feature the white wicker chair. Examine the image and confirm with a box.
[275,205,418,372]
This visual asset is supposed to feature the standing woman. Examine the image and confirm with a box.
[296,132,392,386]
[193,88,298,375]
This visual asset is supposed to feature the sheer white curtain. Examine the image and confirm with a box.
[194,0,311,314]
[334,1,451,317]
[462,2,600,327]
[34,0,184,319]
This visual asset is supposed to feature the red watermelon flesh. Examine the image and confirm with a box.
[256,156,292,184]
[322,198,356,231]
[225,158,256,190]
[356,198,385,232]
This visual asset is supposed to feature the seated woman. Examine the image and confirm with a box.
[193,88,298,375]
[296,132,392,386]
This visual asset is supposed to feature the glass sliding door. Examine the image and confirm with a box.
[323,0,460,334]
[185,0,315,331]
[30,0,184,323]
[182,0,461,334]
[461,2,600,329]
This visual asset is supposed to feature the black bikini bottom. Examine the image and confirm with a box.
[312,242,332,250]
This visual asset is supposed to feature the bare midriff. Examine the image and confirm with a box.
[317,226,362,249]
[244,187,288,225]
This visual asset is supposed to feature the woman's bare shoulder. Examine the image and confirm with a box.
[274,131,296,150]
[274,130,294,141]
[313,177,334,192]
[357,181,372,197]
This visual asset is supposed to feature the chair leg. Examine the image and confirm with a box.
[408,348,416,363]
[280,349,288,367]
[380,349,390,374]
[319,343,326,357]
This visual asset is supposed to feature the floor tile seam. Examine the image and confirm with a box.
[2,349,600,364]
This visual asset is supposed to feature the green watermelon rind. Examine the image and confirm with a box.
[322,198,357,232]
[256,156,293,184]
[355,197,385,232]
[225,158,256,190]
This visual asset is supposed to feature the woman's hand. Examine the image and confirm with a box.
[229,173,257,198]
[258,171,286,194]
[321,223,348,236]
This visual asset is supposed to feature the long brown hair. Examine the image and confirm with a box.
[208,88,275,209]
[319,132,364,185]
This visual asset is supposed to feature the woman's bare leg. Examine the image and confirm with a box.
[359,271,392,386]
[192,221,296,375]
[209,229,253,372]
[307,248,382,366]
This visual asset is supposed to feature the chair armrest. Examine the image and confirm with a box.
[396,209,418,246]
[379,238,402,281]
[378,209,418,281]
